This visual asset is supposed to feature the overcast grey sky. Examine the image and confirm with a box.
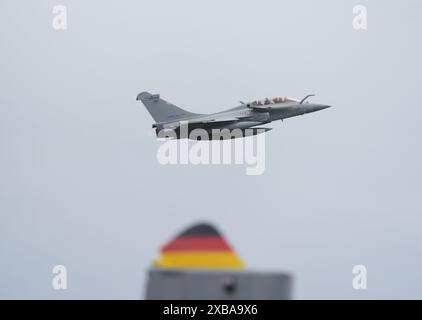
[1,0,421,299]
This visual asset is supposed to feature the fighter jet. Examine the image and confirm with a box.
[137,91,331,139]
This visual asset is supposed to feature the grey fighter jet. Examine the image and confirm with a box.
[137,91,331,139]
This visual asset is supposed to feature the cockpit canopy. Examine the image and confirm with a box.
[251,96,298,106]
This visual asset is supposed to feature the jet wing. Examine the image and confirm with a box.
[163,117,239,129]
[187,117,239,126]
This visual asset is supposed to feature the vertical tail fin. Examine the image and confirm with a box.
[137,91,200,123]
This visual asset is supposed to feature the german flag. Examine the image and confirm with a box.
[154,223,244,269]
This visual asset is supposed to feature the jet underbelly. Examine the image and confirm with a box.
[223,121,263,130]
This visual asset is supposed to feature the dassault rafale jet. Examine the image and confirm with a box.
[137,91,331,139]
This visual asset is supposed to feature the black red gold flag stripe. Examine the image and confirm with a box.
[154,223,244,269]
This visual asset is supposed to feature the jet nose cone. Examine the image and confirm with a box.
[303,103,332,114]
[314,104,331,111]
